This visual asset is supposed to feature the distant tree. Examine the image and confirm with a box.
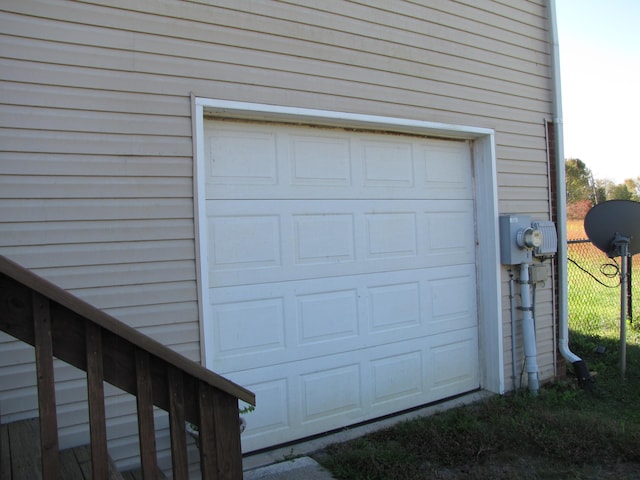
[566,199,592,220]
[624,177,640,201]
[594,185,607,204]
[565,158,594,204]
[609,183,632,200]
[594,178,614,203]
[565,159,638,204]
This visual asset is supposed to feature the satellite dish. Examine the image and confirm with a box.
[584,200,640,258]
[583,199,640,378]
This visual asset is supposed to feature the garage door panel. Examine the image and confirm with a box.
[426,329,480,399]
[361,140,414,188]
[210,296,287,361]
[289,134,352,186]
[203,119,480,452]
[205,122,472,201]
[226,328,478,451]
[207,199,475,287]
[297,289,360,345]
[208,214,281,271]
[208,264,477,373]
[370,350,423,407]
[241,378,290,437]
[208,127,278,185]
[294,213,355,264]
[300,364,362,423]
[423,142,473,193]
[426,274,477,331]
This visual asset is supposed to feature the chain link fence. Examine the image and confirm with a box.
[568,239,639,337]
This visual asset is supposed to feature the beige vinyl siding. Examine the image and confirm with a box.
[0,0,556,467]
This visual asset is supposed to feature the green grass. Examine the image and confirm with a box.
[315,325,640,479]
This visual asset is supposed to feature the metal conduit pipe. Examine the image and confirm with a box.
[548,0,592,387]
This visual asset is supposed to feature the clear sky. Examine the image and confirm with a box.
[556,0,640,184]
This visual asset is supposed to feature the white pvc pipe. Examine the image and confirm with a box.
[519,263,540,394]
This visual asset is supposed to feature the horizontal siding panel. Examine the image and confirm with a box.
[489,0,546,18]
[2,363,37,390]
[103,389,140,413]
[9,0,550,76]
[105,302,199,329]
[166,342,200,363]
[2,59,549,135]
[0,387,39,419]
[0,198,193,222]
[104,414,140,439]
[0,175,191,199]
[1,239,195,269]
[48,362,86,384]
[1,36,552,122]
[0,153,192,177]
[70,280,197,310]
[499,186,550,201]
[0,54,548,116]
[53,379,89,408]
[537,351,555,370]
[485,120,548,139]
[498,199,550,216]
[0,128,191,156]
[0,219,194,246]
[0,4,549,84]
[500,159,549,175]
[138,322,200,347]
[0,104,192,137]
[496,146,547,163]
[0,58,200,99]
[285,0,549,54]
[84,0,550,75]
[496,132,548,150]
[498,172,549,188]
[0,81,191,116]
[0,340,34,366]
[34,260,196,290]
[0,175,192,199]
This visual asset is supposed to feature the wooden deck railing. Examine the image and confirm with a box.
[0,255,255,479]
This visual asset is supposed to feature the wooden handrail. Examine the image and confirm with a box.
[0,255,255,479]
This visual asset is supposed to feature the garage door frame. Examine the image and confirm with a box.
[191,97,504,400]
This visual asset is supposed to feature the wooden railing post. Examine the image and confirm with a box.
[211,388,243,480]
[198,383,243,479]
[197,382,218,478]
[32,292,59,480]
[85,321,109,480]
[135,348,158,479]
[168,366,188,480]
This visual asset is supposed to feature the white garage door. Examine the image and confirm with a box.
[202,120,479,452]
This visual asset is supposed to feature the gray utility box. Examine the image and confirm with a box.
[499,214,534,265]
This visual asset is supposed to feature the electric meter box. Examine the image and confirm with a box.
[499,214,534,265]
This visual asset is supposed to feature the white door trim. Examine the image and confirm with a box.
[192,97,504,395]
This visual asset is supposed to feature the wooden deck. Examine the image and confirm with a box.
[1,418,166,480]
